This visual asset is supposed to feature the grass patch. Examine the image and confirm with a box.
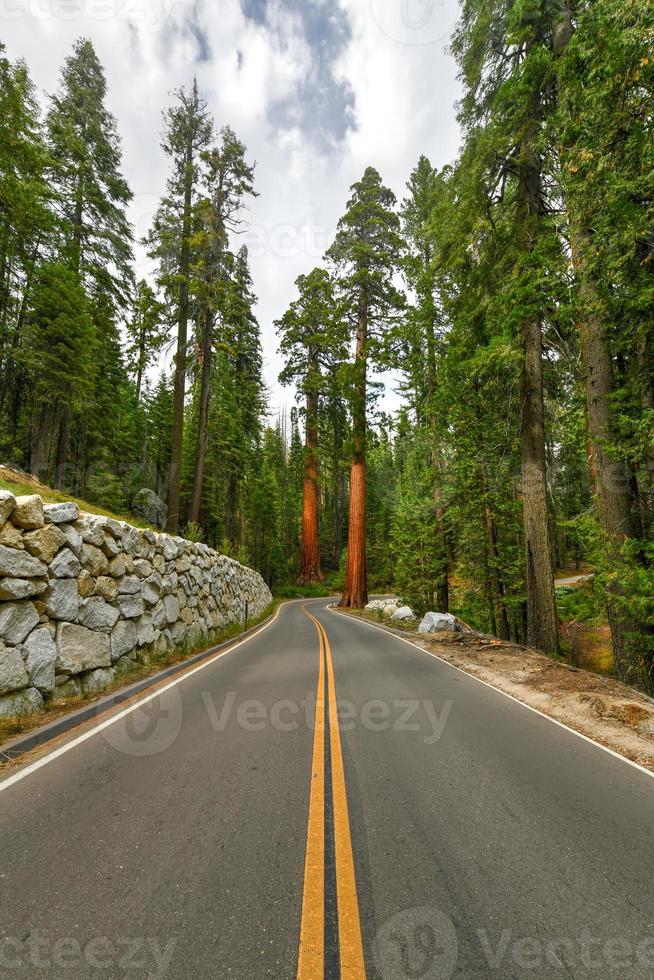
[274,583,335,599]
[0,467,155,530]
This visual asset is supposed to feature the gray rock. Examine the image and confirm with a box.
[107,556,126,578]
[0,645,30,695]
[132,487,167,527]
[78,597,120,633]
[159,535,180,561]
[110,620,138,661]
[117,575,141,595]
[121,526,150,558]
[24,628,57,694]
[132,558,153,579]
[55,623,111,674]
[142,576,162,606]
[43,579,79,621]
[50,547,82,578]
[103,518,124,539]
[152,601,167,630]
[80,667,116,695]
[135,613,156,647]
[418,611,458,633]
[0,601,39,645]
[101,534,120,557]
[154,630,172,655]
[76,515,107,546]
[11,494,44,530]
[60,523,83,556]
[171,621,190,645]
[164,593,181,625]
[43,501,80,524]
[0,577,48,601]
[52,677,81,700]
[117,593,145,619]
[114,654,135,675]
[0,686,43,717]
[0,544,47,578]
[81,543,108,576]
[0,489,17,524]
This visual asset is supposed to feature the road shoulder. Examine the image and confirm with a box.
[332,605,654,774]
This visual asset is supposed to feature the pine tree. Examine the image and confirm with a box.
[327,167,404,607]
[0,46,53,420]
[452,0,562,653]
[22,261,94,482]
[148,79,212,532]
[401,156,450,610]
[187,126,256,525]
[45,37,133,488]
[126,280,167,401]
[553,0,654,689]
[46,38,133,299]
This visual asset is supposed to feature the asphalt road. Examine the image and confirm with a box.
[1,599,653,979]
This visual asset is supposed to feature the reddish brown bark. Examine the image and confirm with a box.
[339,294,368,608]
[297,387,324,585]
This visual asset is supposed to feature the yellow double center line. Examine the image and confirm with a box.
[297,606,366,980]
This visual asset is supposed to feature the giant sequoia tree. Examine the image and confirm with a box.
[328,167,404,608]
[277,268,346,584]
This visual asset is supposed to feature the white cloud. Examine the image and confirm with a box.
[2,0,461,414]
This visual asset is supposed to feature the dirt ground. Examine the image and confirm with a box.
[343,609,654,772]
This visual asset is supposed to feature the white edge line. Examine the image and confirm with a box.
[326,604,654,783]
[0,602,288,794]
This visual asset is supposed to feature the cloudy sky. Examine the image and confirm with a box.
[4,0,462,413]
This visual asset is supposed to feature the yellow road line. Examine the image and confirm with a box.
[296,606,325,979]
[303,607,366,979]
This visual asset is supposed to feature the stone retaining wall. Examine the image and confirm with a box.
[0,491,272,717]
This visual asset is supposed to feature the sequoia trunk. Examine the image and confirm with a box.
[339,293,368,608]
[297,384,323,585]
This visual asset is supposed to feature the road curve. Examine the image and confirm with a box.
[1,598,653,979]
